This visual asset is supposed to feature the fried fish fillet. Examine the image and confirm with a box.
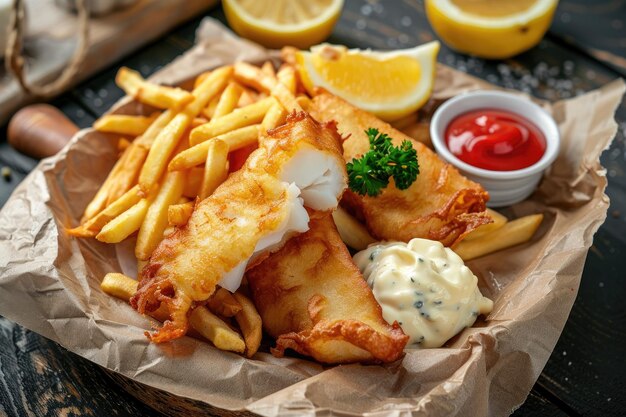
[131,112,347,343]
[310,93,490,246]
[247,213,409,364]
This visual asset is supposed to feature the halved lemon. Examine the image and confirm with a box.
[223,0,343,49]
[425,0,558,59]
[296,42,440,121]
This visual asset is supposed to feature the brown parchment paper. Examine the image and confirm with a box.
[0,19,624,417]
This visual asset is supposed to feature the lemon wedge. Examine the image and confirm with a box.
[296,42,440,121]
[223,0,343,49]
[425,0,558,59]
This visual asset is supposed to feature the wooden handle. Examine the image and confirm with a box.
[8,104,79,159]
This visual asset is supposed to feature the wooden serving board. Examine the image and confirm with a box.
[0,0,218,125]
[104,370,256,417]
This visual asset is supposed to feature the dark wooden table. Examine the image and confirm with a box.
[1,1,624,416]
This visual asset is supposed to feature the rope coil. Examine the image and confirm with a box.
[5,0,90,98]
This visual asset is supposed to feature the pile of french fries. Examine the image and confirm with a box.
[70,56,543,356]
[70,61,309,356]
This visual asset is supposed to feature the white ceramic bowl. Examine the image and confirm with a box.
[430,90,560,207]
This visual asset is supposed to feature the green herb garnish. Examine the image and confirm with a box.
[346,128,419,197]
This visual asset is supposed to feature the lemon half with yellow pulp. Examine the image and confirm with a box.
[426,0,558,59]
[223,0,343,49]
[297,42,440,121]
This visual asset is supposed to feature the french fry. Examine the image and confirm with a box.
[261,102,287,133]
[134,109,175,148]
[463,209,508,241]
[332,207,376,251]
[217,124,260,150]
[101,272,169,322]
[202,94,220,119]
[117,137,131,152]
[138,66,233,193]
[99,110,174,206]
[194,71,211,89]
[96,198,151,243]
[296,95,312,112]
[189,97,273,146]
[191,117,209,128]
[199,139,229,200]
[233,292,262,358]
[277,65,296,94]
[68,185,143,238]
[135,170,186,260]
[82,145,132,221]
[106,143,149,205]
[169,125,260,171]
[101,272,138,301]
[138,113,190,193]
[292,68,307,95]
[237,88,258,107]
[116,67,194,109]
[212,82,244,119]
[207,288,243,317]
[189,306,246,353]
[233,62,276,93]
[261,60,276,77]
[94,114,158,136]
[182,167,204,198]
[167,201,194,226]
[453,214,544,261]
[272,82,302,113]
[179,65,233,121]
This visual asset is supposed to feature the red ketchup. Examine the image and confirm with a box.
[445,109,546,171]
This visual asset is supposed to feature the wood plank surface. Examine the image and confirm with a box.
[0,1,624,416]
[0,317,161,417]
[550,0,626,76]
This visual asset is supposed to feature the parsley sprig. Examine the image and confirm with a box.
[346,128,419,197]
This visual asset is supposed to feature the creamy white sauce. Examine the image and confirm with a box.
[353,238,493,348]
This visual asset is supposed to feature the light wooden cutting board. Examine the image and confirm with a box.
[0,0,219,124]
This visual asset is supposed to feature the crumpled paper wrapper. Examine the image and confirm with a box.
[0,19,624,417]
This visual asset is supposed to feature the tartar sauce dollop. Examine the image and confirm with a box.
[354,238,493,348]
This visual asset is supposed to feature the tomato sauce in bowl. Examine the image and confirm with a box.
[430,90,560,207]
[445,109,546,171]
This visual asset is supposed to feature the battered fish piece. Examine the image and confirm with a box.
[131,113,347,343]
[310,93,490,246]
[247,214,409,364]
